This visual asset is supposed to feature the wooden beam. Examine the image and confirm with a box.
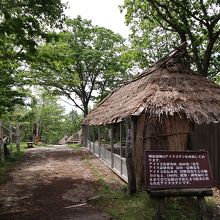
[98,126,101,158]
[149,188,213,198]
[87,126,91,150]
[110,124,114,169]
[125,118,137,195]
[82,125,88,148]
[120,122,123,175]
[16,122,20,152]
[9,124,13,158]
[92,126,95,153]
[134,113,146,190]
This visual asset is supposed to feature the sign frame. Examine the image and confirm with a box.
[144,150,213,190]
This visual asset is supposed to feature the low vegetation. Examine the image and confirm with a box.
[87,156,216,220]
[68,143,81,150]
[91,186,216,220]
[0,142,27,184]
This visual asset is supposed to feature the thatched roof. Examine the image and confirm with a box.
[57,135,68,145]
[82,44,220,125]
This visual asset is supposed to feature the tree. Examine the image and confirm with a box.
[0,58,25,116]
[0,0,65,55]
[28,17,132,116]
[122,0,220,76]
[63,110,83,135]
[35,92,66,144]
[0,0,65,115]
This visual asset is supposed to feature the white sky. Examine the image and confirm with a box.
[62,0,129,37]
[59,0,130,113]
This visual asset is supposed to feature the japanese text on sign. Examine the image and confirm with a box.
[145,151,213,189]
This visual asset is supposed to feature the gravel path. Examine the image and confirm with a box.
[0,145,124,220]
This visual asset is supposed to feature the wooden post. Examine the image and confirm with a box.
[134,113,146,190]
[156,198,165,220]
[120,122,123,175]
[0,120,5,164]
[16,122,20,152]
[125,118,137,195]
[98,126,101,158]
[197,196,207,220]
[82,125,88,148]
[9,124,13,157]
[110,125,114,169]
[88,126,91,150]
[92,126,95,153]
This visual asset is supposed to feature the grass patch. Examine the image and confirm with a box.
[0,142,27,184]
[91,189,216,220]
[68,143,81,150]
[83,150,217,219]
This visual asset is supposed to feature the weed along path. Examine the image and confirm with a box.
[0,145,124,220]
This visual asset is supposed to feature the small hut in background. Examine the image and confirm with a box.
[58,135,68,145]
[82,44,220,189]
[58,130,82,145]
[66,130,82,144]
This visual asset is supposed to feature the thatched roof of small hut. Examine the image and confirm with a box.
[82,44,220,125]
[58,135,68,145]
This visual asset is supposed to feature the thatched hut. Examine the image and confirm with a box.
[82,45,220,189]
[66,130,82,144]
[57,135,68,145]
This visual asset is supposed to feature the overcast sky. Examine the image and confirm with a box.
[61,0,130,38]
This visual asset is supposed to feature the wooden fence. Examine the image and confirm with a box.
[190,123,220,187]
[87,140,128,182]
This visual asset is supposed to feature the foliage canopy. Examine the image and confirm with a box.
[29,17,131,116]
[122,0,220,77]
[0,0,65,115]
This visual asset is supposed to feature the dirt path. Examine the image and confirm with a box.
[0,145,124,220]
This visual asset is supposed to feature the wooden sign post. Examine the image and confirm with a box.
[145,151,213,220]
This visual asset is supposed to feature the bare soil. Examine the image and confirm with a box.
[0,145,124,220]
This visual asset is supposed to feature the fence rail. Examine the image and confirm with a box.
[86,140,128,182]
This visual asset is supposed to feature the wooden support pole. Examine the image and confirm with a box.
[120,122,123,175]
[88,126,91,150]
[98,126,101,158]
[82,125,88,148]
[156,198,165,220]
[0,120,5,164]
[149,188,212,220]
[92,126,95,153]
[110,125,114,169]
[9,124,13,157]
[197,196,207,220]
[16,122,20,152]
[125,118,137,195]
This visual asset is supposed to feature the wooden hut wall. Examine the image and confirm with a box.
[190,123,220,187]
[133,113,192,189]
[143,114,191,151]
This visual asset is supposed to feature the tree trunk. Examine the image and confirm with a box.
[16,123,20,152]
[125,119,137,195]
[0,120,5,164]
[81,125,88,147]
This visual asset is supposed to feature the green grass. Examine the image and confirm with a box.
[68,143,81,150]
[91,189,217,220]
[85,157,216,220]
[0,142,27,184]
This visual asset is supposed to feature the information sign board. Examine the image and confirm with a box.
[145,151,213,189]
